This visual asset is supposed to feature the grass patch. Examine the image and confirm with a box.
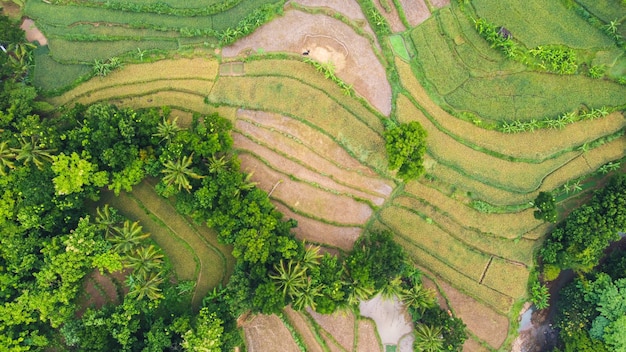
[472,0,613,49]
[409,16,470,95]
[33,46,91,93]
[389,35,410,61]
[48,38,178,63]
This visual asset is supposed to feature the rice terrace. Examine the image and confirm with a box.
[1,0,626,351]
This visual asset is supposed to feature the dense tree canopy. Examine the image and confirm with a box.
[384,121,428,181]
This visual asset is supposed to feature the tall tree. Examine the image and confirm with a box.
[384,121,428,181]
[161,154,204,192]
[413,324,444,352]
[110,220,150,254]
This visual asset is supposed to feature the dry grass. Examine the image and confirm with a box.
[208,75,388,171]
[393,196,536,264]
[234,122,390,202]
[396,59,626,160]
[403,181,543,239]
[380,206,489,281]
[243,59,385,135]
[306,308,355,351]
[51,58,219,106]
[356,319,383,352]
[436,279,509,350]
[392,233,513,314]
[243,314,300,352]
[238,153,374,225]
[396,91,581,193]
[110,91,216,115]
[67,79,214,106]
[481,258,529,299]
[283,307,324,352]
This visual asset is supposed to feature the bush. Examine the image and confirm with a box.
[385,121,428,181]
[543,264,561,282]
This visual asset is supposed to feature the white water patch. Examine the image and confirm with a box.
[359,294,413,346]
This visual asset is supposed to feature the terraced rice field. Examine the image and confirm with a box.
[34,0,626,349]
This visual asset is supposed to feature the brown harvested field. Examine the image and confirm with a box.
[77,271,119,314]
[307,308,355,351]
[437,279,509,349]
[284,307,324,352]
[69,79,214,106]
[395,60,626,160]
[396,91,581,193]
[463,337,493,352]
[393,196,536,264]
[234,133,385,206]
[522,223,554,241]
[208,75,388,170]
[357,319,383,352]
[222,10,392,115]
[391,234,514,314]
[380,206,489,281]
[320,330,347,352]
[481,258,530,299]
[242,59,386,135]
[237,109,389,182]
[238,153,374,225]
[397,0,431,26]
[274,202,361,251]
[50,58,219,106]
[403,181,543,238]
[234,121,390,199]
[243,314,300,352]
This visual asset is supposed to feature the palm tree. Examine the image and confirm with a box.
[125,245,164,278]
[96,204,118,237]
[161,154,204,192]
[153,116,181,144]
[292,279,323,311]
[233,171,257,198]
[413,324,444,352]
[270,259,308,300]
[110,220,150,254]
[11,136,55,169]
[127,272,165,301]
[301,244,322,271]
[0,141,16,175]
[402,283,436,316]
[347,280,375,306]
[380,276,404,300]
[207,155,228,174]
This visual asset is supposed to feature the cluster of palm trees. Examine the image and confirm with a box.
[92,57,122,77]
[499,107,610,133]
[96,205,165,301]
[0,136,56,175]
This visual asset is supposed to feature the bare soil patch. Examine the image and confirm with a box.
[284,307,324,352]
[437,279,509,349]
[243,314,299,352]
[238,153,374,225]
[274,202,361,251]
[222,10,392,115]
[21,18,47,46]
[463,337,492,352]
[1,1,21,18]
[357,319,383,352]
[359,295,413,346]
[397,0,431,26]
[307,308,355,351]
